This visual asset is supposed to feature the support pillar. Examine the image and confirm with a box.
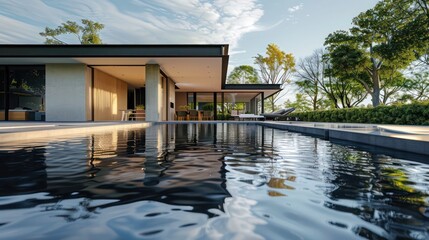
[145,64,162,121]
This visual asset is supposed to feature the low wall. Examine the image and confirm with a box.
[260,122,429,156]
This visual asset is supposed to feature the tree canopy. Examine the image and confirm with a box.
[40,19,104,44]
[289,0,429,111]
[254,43,295,111]
[324,0,418,107]
[227,65,260,84]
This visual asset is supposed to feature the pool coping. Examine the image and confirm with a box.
[0,122,153,142]
[260,122,429,156]
[0,121,428,156]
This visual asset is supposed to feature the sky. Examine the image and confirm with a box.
[0,0,380,100]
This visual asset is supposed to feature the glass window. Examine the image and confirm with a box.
[196,93,213,111]
[0,67,5,120]
[216,93,223,119]
[8,66,45,121]
[187,93,195,109]
[255,93,262,115]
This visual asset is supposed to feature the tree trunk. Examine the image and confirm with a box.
[371,69,380,107]
[313,87,318,110]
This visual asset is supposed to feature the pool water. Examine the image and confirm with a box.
[0,123,428,239]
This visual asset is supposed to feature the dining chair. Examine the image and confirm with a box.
[188,110,199,120]
[203,110,213,120]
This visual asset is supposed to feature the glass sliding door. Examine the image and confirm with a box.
[196,93,214,120]
[196,93,213,110]
[187,93,195,109]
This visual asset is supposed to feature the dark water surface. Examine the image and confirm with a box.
[0,123,428,239]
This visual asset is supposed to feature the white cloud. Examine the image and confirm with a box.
[0,15,44,43]
[0,0,264,49]
[229,50,247,55]
[288,3,304,13]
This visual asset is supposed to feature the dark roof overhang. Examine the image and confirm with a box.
[0,44,229,58]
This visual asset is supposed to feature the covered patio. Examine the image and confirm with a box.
[0,44,281,122]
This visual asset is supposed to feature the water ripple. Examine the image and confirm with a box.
[0,123,428,239]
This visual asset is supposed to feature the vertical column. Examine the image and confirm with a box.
[221,93,224,118]
[193,92,197,109]
[261,92,265,113]
[145,64,162,121]
[213,92,217,120]
[168,79,176,120]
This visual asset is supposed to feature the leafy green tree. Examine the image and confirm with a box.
[325,1,417,107]
[379,64,409,104]
[255,43,295,112]
[294,47,368,109]
[382,0,429,65]
[227,65,260,84]
[403,70,429,101]
[40,19,104,44]
[283,93,311,113]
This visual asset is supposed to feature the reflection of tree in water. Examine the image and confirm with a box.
[325,145,429,239]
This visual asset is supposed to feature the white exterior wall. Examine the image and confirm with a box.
[45,64,90,121]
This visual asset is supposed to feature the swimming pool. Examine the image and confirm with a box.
[0,123,428,239]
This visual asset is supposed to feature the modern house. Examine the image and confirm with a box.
[0,44,281,121]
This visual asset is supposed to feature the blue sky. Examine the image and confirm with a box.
[0,0,379,64]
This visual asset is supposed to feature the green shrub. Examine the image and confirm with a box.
[284,102,429,125]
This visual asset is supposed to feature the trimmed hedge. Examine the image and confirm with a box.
[283,102,429,125]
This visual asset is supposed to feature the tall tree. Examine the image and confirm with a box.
[295,49,325,110]
[325,1,416,107]
[227,65,260,84]
[40,19,104,44]
[254,43,295,112]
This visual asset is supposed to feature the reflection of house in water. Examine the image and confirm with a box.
[141,124,231,214]
[0,124,233,216]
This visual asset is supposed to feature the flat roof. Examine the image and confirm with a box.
[0,44,229,57]
[0,44,280,96]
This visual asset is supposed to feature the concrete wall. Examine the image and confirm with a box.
[46,64,90,121]
[93,69,128,121]
[145,64,162,121]
[161,77,167,121]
